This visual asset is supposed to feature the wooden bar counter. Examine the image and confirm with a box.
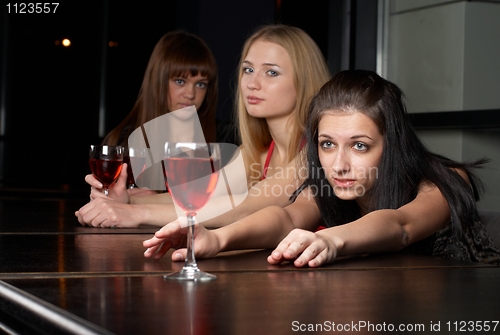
[1,197,499,334]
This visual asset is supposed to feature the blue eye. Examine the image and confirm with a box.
[196,82,208,89]
[320,140,334,150]
[243,67,253,74]
[266,70,278,77]
[353,142,368,151]
[174,79,185,85]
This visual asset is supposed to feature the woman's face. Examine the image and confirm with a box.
[317,111,383,207]
[240,40,297,120]
[167,74,209,113]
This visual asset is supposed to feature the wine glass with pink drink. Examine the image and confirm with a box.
[89,145,124,195]
[162,142,221,281]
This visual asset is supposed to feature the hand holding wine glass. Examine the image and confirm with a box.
[89,145,124,196]
[162,142,221,281]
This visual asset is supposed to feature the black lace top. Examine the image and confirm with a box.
[402,220,500,265]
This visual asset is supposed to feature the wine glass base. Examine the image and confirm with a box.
[164,267,216,282]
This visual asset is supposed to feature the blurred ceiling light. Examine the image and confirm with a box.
[62,39,71,47]
[108,41,119,47]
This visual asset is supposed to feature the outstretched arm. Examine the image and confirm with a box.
[199,158,302,228]
[216,188,321,252]
[143,188,322,261]
[268,182,451,267]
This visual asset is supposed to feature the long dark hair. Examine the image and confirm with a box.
[306,70,485,235]
[104,30,218,146]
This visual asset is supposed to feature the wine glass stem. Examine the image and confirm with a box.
[185,214,197,269]
[103,187,109,196]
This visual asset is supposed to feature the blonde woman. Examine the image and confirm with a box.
[77,24,330,228]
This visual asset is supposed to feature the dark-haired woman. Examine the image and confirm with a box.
[104,30,218,146]
[144,70,500,266]
[76,31,218,225]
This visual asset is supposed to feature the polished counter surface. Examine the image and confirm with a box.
[4,267,500,335]
[1,197,499,334]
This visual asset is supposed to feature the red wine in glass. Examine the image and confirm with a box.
[162,142,221,281]
[89,145,124,195]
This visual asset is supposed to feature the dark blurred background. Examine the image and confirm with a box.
[0,0,378,197]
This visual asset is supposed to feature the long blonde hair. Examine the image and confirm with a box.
[235,24,331,185]
[104,31,218,146]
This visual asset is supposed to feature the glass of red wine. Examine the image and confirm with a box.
[162,142,221,281]
[124,147,148,189]
[89,145,124,195]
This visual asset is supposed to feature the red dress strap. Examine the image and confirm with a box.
[261,140,275,180]
[300,136,306,150]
